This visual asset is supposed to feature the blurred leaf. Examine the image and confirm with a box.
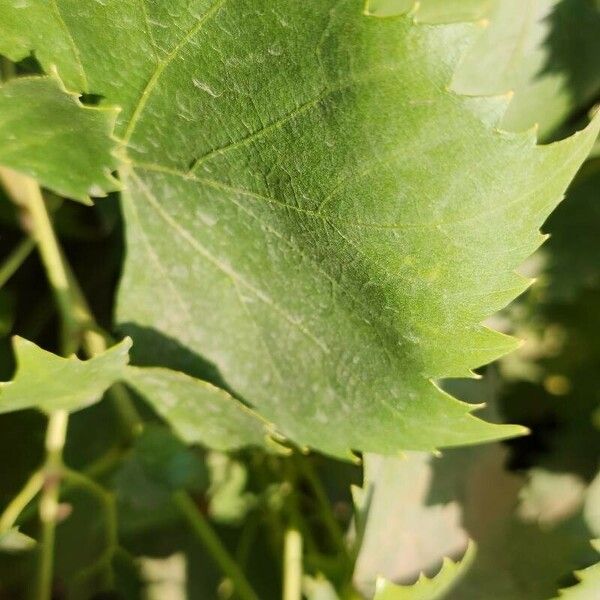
[552,541,600,599]
[206,452,256,525]
[303,575,341,600]
[452,0,600,138]
[138,553,187,600]
[584,470,600,537]
[0,336,131,414]
[114,426,208,535]
[124,366,275,452]
[353,453,469,598]
[0,75,120,203]
[499,165,600,477]
[518,469,586,527]
[373,542,476,600]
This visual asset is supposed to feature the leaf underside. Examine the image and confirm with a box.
[0,0,597,457]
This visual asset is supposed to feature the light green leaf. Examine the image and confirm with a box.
[0,527,36,553]
[0,336,131,414]
[373,542,476,600]
[0,74,120,203]
[3,1,598,457]
[124,366,274,452]
[552,542,600,600]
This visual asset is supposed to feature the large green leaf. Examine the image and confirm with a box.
[0,75,120,203]
[1,1,598,457]
[0,336,131,414]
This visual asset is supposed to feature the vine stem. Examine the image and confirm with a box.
[283,528,303,600]
[36,409,68,600]
[0,168,77,600]
[0,167,84,353]
[0,470,44,533]
[172,491,260,600]
[296,457,347,554]
[0,237,35,288]
[0,169,257,598]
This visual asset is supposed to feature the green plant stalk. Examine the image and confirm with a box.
[296,457,348,555]
[283,528,303,600]
[0,167,83,354]
[36,409,68,600]
[0,169,76,599]
[0,237,35,289]
[0,469,44,533]
[172,490,260,600]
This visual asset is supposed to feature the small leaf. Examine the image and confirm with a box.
[124,366,275,452]
[373,542,476,600]
[0,336,131,414]
[0,527,36,553]
[0,74,120,203]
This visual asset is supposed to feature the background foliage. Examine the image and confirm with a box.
[0,0,599,599]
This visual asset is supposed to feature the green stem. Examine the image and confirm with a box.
[172,491,260,600]
[283,528,303,600]
[0,470,44,532]
[0,237,35,289]
[0,170,75,600]
[0,168,82,354]
[297,457,347,554]
[36,409,68,600]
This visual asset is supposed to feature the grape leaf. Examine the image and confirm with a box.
[124,366,275,451]
[2,1,598,457]
[552,542,600,600]
[0,336,131,414]
[0,74,120,203]
[373,542,476,600]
